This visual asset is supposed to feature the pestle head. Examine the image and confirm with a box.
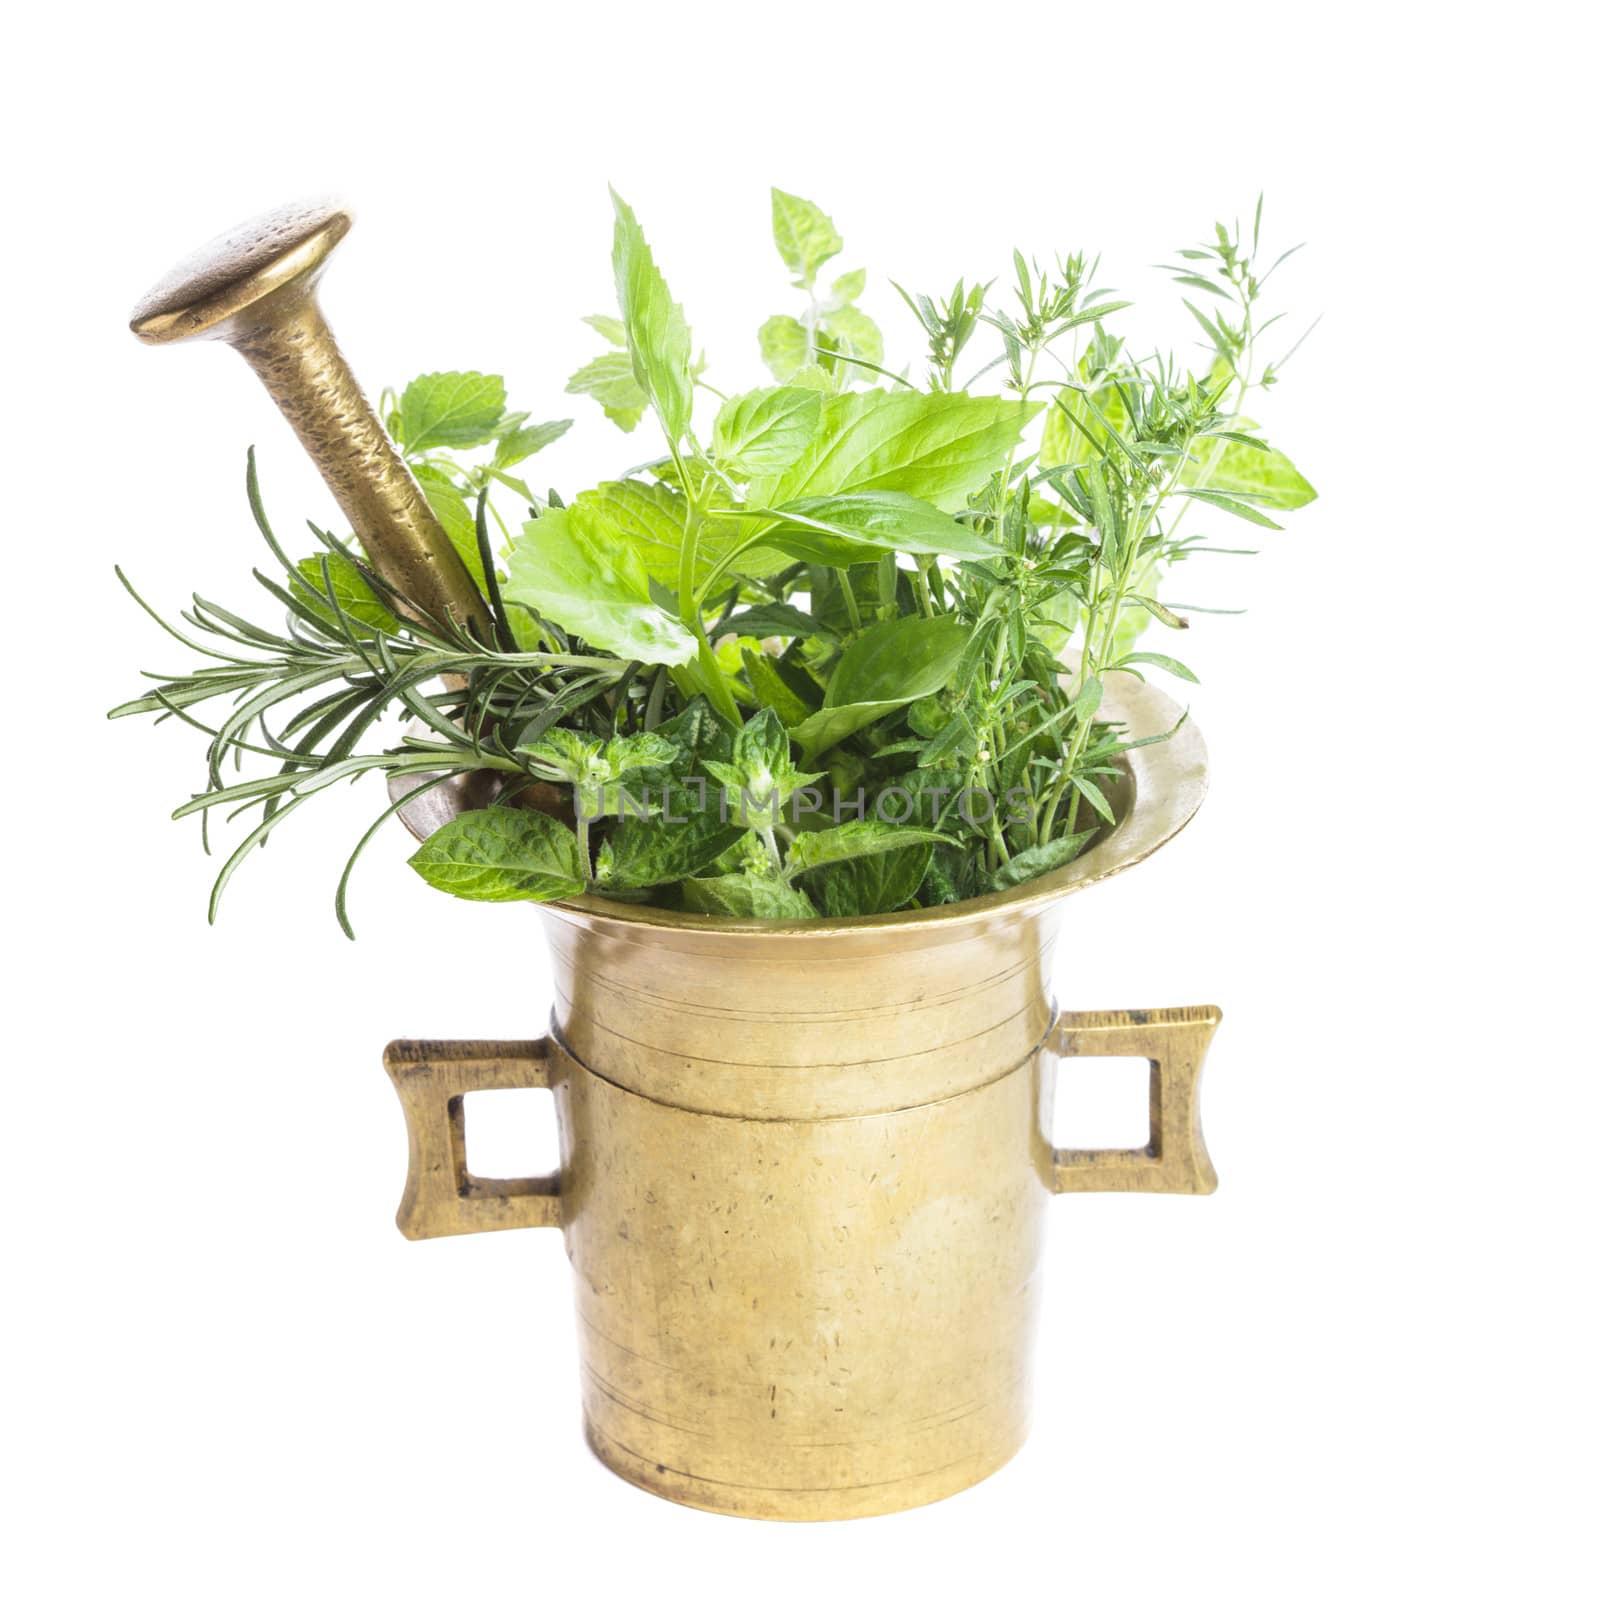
[130,199,352,345]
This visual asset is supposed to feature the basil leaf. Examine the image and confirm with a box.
[792,615,971,758]
[770,189,842,286]
[739,650,810,727]
[711,387,822,474]
[398,371,507,452]
[611,190,694,442]
[682,872,820,919]
[989,831,1098,891]
[825,616,971,707]
[502,504,696,665]
[762,490,995,561]
[750,390,1041,511]
[408,808,585,903]
[813,839,934,917]
[789,700,907,758]
[784,821,946,876]
[710,602,835,641]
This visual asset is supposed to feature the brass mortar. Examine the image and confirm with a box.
[384,671,1217,1520]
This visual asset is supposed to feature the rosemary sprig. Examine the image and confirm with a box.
[112,452,629,935]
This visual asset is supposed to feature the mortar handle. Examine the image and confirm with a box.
[1048,1005,1220,1195]
[383,1038,561,1239]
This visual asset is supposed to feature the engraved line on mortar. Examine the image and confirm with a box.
[580,1364,715,1436]
[548,1001,1044,1094]
[545,936,1057,1027]
[549,992,1045,1081]
[584,1364,1012,1448]
[546,1027,1049,1124]
[586,1422,1003,1497]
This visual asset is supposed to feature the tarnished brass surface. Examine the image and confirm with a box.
[385,674,1220,1519]
[129,201,491,637]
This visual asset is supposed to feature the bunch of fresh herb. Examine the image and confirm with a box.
[114,187,1315,929]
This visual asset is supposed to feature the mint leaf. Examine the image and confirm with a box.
[596,796,746,891]
[519,726,600,784]
[703,707,822,812]
[811,840,934,917]
[581,313,627,347]
[611,190,694,441]
[711,386,821,474]
[398,372,507,452]
[502,504,697,665]
[989,831,1098,890]
[544,731,679,820]
[758,315,811,383]
[751,391,1041,511]
[785,362,834,392]
[294,551,397,636]
[819,305,883,368]
[770,189,842,286]
[682,872,819,919]
[655,698,735,769]
[571,480,787,588]
[494,418,571,469]
[604,731,679,776]
[566,351,648,432]
[825,268,866,309]
[785,821,946,876]
[408,808,585,903]
[413,471,487,588]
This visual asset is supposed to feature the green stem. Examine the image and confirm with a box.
[838,573,862,631]
[669,441,741,727]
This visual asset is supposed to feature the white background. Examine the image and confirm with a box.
[5,3,1594,1594]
